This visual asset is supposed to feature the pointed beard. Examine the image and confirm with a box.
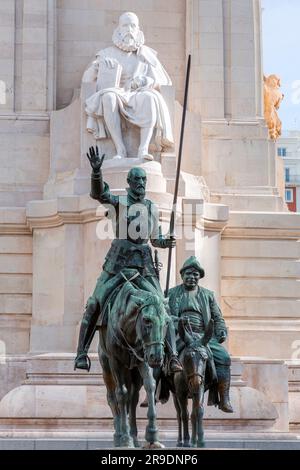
[112,28,145,52]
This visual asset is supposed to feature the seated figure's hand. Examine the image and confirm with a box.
[131,76,154,90]
[86,146,105,173]
[131,76,146,90]
[217,330,227,344]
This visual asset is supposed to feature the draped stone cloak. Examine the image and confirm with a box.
[83,45,174,149]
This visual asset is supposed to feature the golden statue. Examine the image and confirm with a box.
[263,74,284,141]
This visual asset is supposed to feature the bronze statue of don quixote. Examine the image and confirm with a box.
[74,55,233,449]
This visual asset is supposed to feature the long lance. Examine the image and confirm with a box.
[165,54,191,297]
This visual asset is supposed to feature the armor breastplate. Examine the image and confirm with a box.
[103,238,157,277]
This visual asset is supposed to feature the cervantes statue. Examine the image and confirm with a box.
[83,12,174,160]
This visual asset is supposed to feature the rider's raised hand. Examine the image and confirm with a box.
[86,146,105,173]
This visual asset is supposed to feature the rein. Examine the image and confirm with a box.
[112,273,165,362]
[184,343,208,382]
[117,326,144,363]
[119,301,164,359]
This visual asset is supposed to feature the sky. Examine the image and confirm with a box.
[262,0,300,131]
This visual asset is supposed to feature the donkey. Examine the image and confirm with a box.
[172,318,214,448]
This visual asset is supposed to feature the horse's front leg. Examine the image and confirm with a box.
[138,362,164,449]
[129,369,142,448]
[110,357,133,448]
[98,348,121,447]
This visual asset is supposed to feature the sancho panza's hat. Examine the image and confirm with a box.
[180,256,205,279]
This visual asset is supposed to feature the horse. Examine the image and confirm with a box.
[172,318,213,448]
[97,277,167,448]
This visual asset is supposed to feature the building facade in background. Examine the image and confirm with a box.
[277,131,300,212]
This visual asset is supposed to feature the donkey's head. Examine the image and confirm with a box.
[179,318,214,394]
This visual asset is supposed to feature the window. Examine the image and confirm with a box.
[285,168,290,182]
[285,189,293,202]
[278,147,287,157]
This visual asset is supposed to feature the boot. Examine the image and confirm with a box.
[74,352,91,371]
[165,321,183,374]
[217,366,234,413]
[74,300,99,371]
[168,355,183,374]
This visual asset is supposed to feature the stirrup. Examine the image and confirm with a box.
[74,353,91,372]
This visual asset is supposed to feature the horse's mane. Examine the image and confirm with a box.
[109,280,166,330]
[139,291,165,313]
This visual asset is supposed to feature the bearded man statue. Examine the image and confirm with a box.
[82,11,174,161]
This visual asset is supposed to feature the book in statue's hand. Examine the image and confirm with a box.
[97,60,122,90]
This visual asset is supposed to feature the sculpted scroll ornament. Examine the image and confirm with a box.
[263,74,284,141]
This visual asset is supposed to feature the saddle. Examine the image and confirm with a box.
[96,284,123,327]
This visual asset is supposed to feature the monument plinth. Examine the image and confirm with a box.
[0,1,299,441]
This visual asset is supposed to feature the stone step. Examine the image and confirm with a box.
[0,434,300,450]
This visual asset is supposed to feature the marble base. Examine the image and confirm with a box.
[0,354,281,436]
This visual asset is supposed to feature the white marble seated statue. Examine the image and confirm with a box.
[82,11,174,161]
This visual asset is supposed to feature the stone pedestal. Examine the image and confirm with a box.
[222,211,300,359]
[0,354,280,437]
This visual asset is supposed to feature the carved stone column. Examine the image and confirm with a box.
[176,198,228,301]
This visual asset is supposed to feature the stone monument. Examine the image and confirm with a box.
[0,1,299,445]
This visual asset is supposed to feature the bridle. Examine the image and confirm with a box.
[116,296,165,363]
[184,341,208,384]
[134,300,165,351]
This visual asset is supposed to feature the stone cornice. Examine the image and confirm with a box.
[0,200,229,234]
[0,113,50,121]
[201,218,228,233]
[26,208,107,231]
[223,227,300,240]
[0,207,176,233]
[223,211,300,239]
[0,224,31,235]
